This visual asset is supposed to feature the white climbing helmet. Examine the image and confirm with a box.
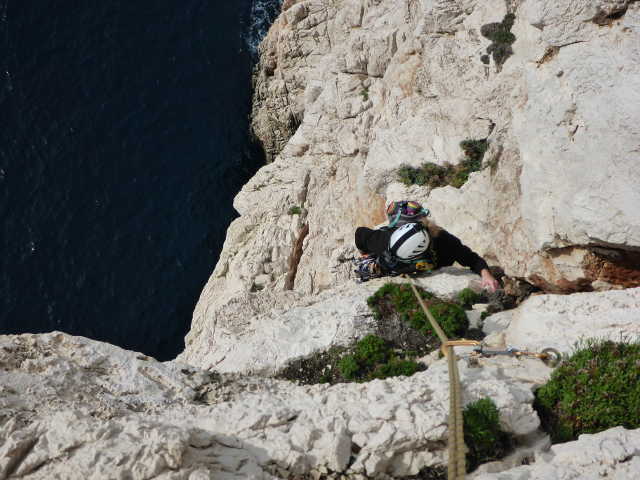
[388,223,430,261]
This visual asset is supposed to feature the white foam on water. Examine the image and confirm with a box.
[246,0,283,56]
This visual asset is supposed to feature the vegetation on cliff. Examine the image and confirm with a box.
[464,398,514,471]
[338,334,423,382]
[534,339,640,443]
[480,13,516,69]
[277,283,473,385]
[397,139,488,189]
[277,334,425,385]
[367,283,469,339]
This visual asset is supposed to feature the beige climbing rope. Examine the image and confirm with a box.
[406,278,467,480]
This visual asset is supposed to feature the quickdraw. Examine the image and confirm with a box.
[472,344,562,367]
[440,340,563,367]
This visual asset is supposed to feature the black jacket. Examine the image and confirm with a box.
[355,226,489,275]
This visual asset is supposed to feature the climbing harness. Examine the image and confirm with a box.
[352,240,437,283]
[352,255,435,283]
[352,256,386,283]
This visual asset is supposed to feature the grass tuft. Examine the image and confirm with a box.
[457,288,483,310]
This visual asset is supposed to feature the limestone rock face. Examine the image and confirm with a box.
[483,287,640,354]
[3,292,640,478]
[183,267,478,373]
[0,332,272,480]
[0,331,540,479]
[473,426,640,480]
[185,0,640,373]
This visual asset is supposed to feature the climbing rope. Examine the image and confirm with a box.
[403,277,561,478]
[406,278,467,480]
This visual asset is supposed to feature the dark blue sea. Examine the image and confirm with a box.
[0,1,282,360]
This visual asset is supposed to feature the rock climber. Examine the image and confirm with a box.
[354,200,500,292]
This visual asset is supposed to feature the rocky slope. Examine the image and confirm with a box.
[2,287,640,478]
[2,0,640,478]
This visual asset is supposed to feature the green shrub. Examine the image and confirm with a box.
[449,168,471,189]
[450,139,488,187]
[288,206,302,215]
[367,282,429,319]
[397,163,448,187]
[396,139,487,189]
[534,339,640,443]
[457,288,482,310]
[278,336,424,385]
[370,357,422,379]
[368,283,469,339]
[459,139,488,164]
[337,334,422,382]
[463,398,513,472]
[355,334,390,364]
[338,354,361,381]
[480,13,516,69]
[425,302,468,336]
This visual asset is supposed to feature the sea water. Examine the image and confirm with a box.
[0,0,282,360]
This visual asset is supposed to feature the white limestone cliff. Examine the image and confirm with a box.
[249,0,640,295]
[183,0,640,370]
[3,0,640,478]
[472,427,640,479]
[2,287,640,478]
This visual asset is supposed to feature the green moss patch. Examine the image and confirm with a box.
[277,335,425,385]
[464,398,514,472]
[456,287,483,310]
[338,334,423,382]
[288,205,302,215]
[397,139,487,189]
[368,283,469,343]
[534,339,640,443]
[460,139,488,165]
[480,13,516,70]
